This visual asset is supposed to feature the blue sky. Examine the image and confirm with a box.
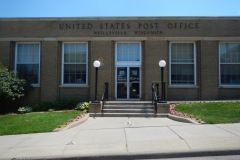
[0,0,240,17]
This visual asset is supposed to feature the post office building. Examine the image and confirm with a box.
[0,17,240,105]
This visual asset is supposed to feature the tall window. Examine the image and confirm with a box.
[116,43,141,62]
[170,42,196,85]
[15,43,40,85]
[219,43,240,85]
[62,43,88,85]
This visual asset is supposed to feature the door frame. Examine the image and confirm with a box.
[115,65,141,100]
[115,42,142,100]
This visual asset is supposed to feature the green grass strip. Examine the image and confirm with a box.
[175,102,240,124]
[0,110,80,135]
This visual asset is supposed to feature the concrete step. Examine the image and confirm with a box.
[90,101,156,118]
[105,101,152,105]
[90,113,156,117]
[103,109,155,113]
[103,105,155,110]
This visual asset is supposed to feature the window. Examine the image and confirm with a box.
[62,43,88,85]
[116,43,141,62]
[15,43,40,85]
[170,42,196,85]
[219,43,240,86]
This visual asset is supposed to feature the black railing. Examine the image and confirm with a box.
[152,81,166,103]
[152,83,158,113]
[101,81,109,110]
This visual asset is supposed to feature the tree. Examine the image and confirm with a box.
[0,63,30,101]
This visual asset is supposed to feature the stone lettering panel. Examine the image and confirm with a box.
[0,18,240,38]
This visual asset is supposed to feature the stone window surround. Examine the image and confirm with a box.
[169,41,197,87]
[219,42,240,87]
[61,42,88,86]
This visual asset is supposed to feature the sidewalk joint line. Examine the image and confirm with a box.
[64,127,84,146]
[123,128,129,155]
[168,126,192,150]
[71,124,194,132]
[214,124,240,138]
[11,137,31,149]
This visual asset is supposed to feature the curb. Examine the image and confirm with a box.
[61,114,89,131]
[167,114,200,124]
[25,149,240,160]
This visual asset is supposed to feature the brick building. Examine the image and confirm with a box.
[0,17,240,105]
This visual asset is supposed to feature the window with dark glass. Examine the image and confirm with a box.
[15,43,40,85]
[170,43,196,85]
[62,43,88,85]
[220,43,240,85]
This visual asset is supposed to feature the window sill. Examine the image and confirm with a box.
[219,85,240,88]
[59,85,89,88]
[31,85,40,88]
[169,85,199,89]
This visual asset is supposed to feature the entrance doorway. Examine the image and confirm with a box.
[116,66,141,100]
[115,42,142,100]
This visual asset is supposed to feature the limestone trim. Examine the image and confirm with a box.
[0,16,240,21]
[1,37,240,42]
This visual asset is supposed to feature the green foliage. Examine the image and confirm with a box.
[53,99,77,110]
[175,102,240,124]
[32,102,52,112]
[0,63,30,101]
[17,106,32,114]
[75,102,89,113]
[48,109,54,112]
[31,99,79,112]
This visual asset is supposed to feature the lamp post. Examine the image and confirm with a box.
[93,60,101,103]
[159,60,166,103]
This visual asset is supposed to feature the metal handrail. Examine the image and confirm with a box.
[151,83,158,113]
[101,81,108,111]
[152,81,166,103]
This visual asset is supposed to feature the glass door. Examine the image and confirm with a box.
[116,67,140,100]
[129,67,140,99]
[117,67,127,99]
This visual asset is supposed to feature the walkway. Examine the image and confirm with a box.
[0,117,240,159]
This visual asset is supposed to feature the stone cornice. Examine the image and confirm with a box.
[0,16,240,21]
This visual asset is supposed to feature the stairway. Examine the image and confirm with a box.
[91,101,156,117]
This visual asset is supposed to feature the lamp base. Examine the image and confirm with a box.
[91,100,100,103]
[158,99,167,103]
[159,101,167,103]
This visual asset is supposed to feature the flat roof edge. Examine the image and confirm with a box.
[0,16,240,21]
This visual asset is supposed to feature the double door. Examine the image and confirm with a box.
[116,66,141,100]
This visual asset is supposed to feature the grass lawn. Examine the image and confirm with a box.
[175,102,240,124]
[0,110,80,135]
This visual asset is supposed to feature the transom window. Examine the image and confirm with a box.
[170,42,196,85]
[219,43,240,86]
[62,43,88,85]
[116,43,141,62]
[15,43,40,85]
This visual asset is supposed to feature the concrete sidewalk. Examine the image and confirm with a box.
[0,117,240,159]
